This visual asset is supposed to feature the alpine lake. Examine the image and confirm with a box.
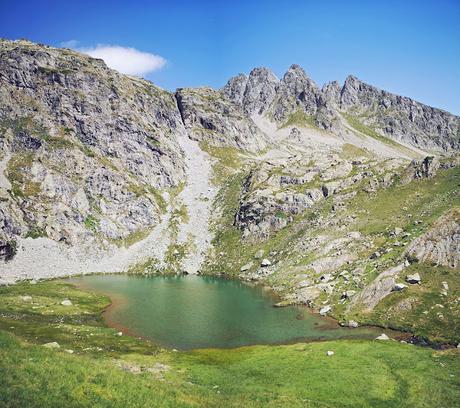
[70,274,391,350]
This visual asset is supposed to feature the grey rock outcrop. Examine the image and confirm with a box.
[175,87,268,151]
[242,68,279,115]
[405,209,460,268]
[222,73,248,105]
[402,156,440,182]
[351,263,407,310]
[224,67,279,116]
[235,181,323,239]
[321,81,341,107]
[405,273,421,284]
[224,65,321,125]
[269,64,320,123]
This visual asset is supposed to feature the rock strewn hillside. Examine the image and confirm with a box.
[0,38,459,303]
[1,39,459,344]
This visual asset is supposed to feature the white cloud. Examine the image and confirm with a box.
[60,40,80,48]
[80,45,166,77]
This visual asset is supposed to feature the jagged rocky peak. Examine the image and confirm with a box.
[320,81,341,106]
[222,73,248,105]
[339,75,369,107]
[223,67,280,116]
[281,64,319,95]
[222,63,460,151]
[268,64,320,122]
[223,64,321,122]
[241,67,279,115]
[314,81,343,131]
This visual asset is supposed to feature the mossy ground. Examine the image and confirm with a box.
[200,142,243,185]
[340,143,373,160]
[0,280,459,407]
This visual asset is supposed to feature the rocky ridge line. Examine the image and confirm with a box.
[223,65,460,151]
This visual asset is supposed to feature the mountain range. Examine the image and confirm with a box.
[0,39,459,343]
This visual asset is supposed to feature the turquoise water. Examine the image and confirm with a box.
[71,274,385,349]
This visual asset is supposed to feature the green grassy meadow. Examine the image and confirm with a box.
[0,280,459,407]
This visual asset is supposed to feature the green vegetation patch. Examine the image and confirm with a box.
[6,153,41,198]
[0,329,458,407]
[0,116,48,141]
[121,229,151,248]
[280,110,318,130]
[37,65,76,76]
[80,144,96,157]
[84,215,99,232]
[0,280,153,355]
[24,226,48,239]
[363,263,460,344]
[126,183,167,213]
[200,143,243,185]
[337,167,460,341]
[44,136,76,150]
[164,242,190,273]
[340,143,373,160]
[127,258,161,275]
[346,166,460,237]
[147,186,167,213]
[275,210,288,219]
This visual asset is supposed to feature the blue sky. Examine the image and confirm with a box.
[1,0,459,114]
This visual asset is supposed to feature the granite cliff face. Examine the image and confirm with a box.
[406,209,460,268]
[0,39,185,259]
[175,87,268,151]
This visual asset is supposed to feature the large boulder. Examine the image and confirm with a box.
[402,156,440,183]
[405,209,460,268]
[405,273,421,284]
[350,263,407,310]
